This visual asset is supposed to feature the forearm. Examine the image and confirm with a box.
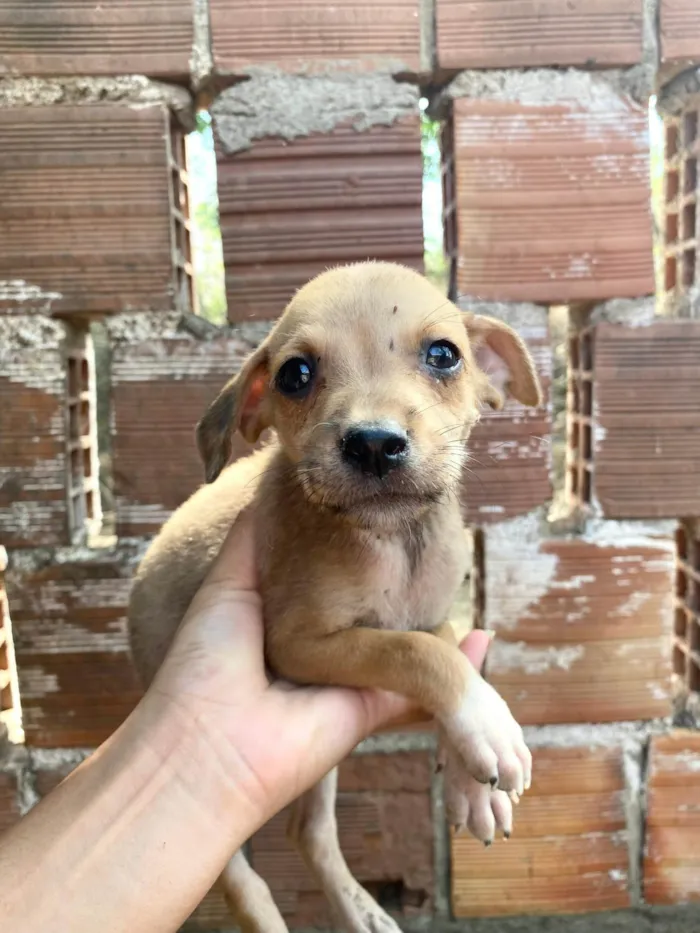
[0,695,264,933]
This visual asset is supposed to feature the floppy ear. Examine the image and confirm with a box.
[196,344,270,483]
[464,312,542,411]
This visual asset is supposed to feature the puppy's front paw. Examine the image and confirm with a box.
[440,673,531,794]
[441,744,513,844]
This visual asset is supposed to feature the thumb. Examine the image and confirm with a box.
[200,508,258,594]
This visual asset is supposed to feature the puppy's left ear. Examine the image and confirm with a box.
[464,312,542,411]
[196,343,270,483]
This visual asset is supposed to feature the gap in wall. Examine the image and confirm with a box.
[187,110,227,325]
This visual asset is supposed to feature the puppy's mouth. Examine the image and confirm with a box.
[296,463,446,520]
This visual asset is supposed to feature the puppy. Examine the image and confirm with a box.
[128,261,541,933]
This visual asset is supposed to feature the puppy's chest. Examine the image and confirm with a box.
[362,529,468,632]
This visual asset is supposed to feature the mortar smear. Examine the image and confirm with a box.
[211,70,419,153]
[446,66,652,109]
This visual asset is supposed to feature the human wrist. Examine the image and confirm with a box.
[125,687,270,841]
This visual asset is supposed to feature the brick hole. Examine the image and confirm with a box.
[569,465,580,498]
[677,524,688,562]
[472,529,486,631]
[690,614,700,654]
[684,158,698,197]
[674,643,688,678]
[569,380,580,415]
[666,170,680,203]
[363,880,429,914]
[581,467,592,504]
[683,111,699,148]
[689,658,700,693]
[666,123,680,159]
[682,203,697,241]
[665,255,678,291]
[676,606,688,639]
[581,381,592,418]
[677,565,689,602]
[666,212,679,244]
[580,332,593,372]
[682,249,696,288]
[568,335,580,371]
[581,422,592,461]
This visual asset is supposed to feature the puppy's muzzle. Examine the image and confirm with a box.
[340,425,408,479]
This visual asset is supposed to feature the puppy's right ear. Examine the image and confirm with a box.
[196,344,270,483]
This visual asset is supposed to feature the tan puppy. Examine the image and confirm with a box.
[128,261,541,933]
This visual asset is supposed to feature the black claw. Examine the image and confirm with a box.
[484,839,493,848]
[489,775,498,788]
[435,761,444,774]
[504,831,511,840]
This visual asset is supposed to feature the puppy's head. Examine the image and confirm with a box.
[197,262,541,529]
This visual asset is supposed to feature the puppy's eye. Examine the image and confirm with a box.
[276,357,314,397]
[426,340,461,371]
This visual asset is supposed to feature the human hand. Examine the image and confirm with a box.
[147,512,492,829]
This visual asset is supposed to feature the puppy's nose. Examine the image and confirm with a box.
[341,426,408,479]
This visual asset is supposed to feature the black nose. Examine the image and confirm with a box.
[341,426,409,478]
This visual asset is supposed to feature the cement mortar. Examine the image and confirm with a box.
[444,66,652,109]
[106,311,268,350]
[457,298,548,331]
[658,286,700,320]
[390,906,700,932]
[657,66,700,117]
[0,76,195,130]
[191,0,213,89]
[588,296,657,327]
[211,70,419,153]
[0,315,65,352]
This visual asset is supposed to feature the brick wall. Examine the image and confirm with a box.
[0,2,193,80]
[2,2,700,931]
[109,316,256,535]
[0,99,192,316]
[567,316,700,518]
[4,544,144,747]
[215,109,425,321]
[443,73,655,304]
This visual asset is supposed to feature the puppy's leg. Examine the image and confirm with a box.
[269,626,531,794]
[288,769,400,933]
[219,850,288,933]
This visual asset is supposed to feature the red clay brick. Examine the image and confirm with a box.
[568,319,700,519]
[644,731,700,905]
[216,116,425,321]
[249,752,434,928]
[478,516,674,725]
[0,104,191,316]
[4,545,144,747]
[445,91,654,303]
[110,322,258,537]
[660,0,700,65]
[0,1,192,79]
[661,101,699,311]
[460,305,551,524]
[452,745,630,917]
[210,0,425,77]
[436,0,644,70]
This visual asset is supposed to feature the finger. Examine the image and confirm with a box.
[459,629,491,674]
[194,508,259,600]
